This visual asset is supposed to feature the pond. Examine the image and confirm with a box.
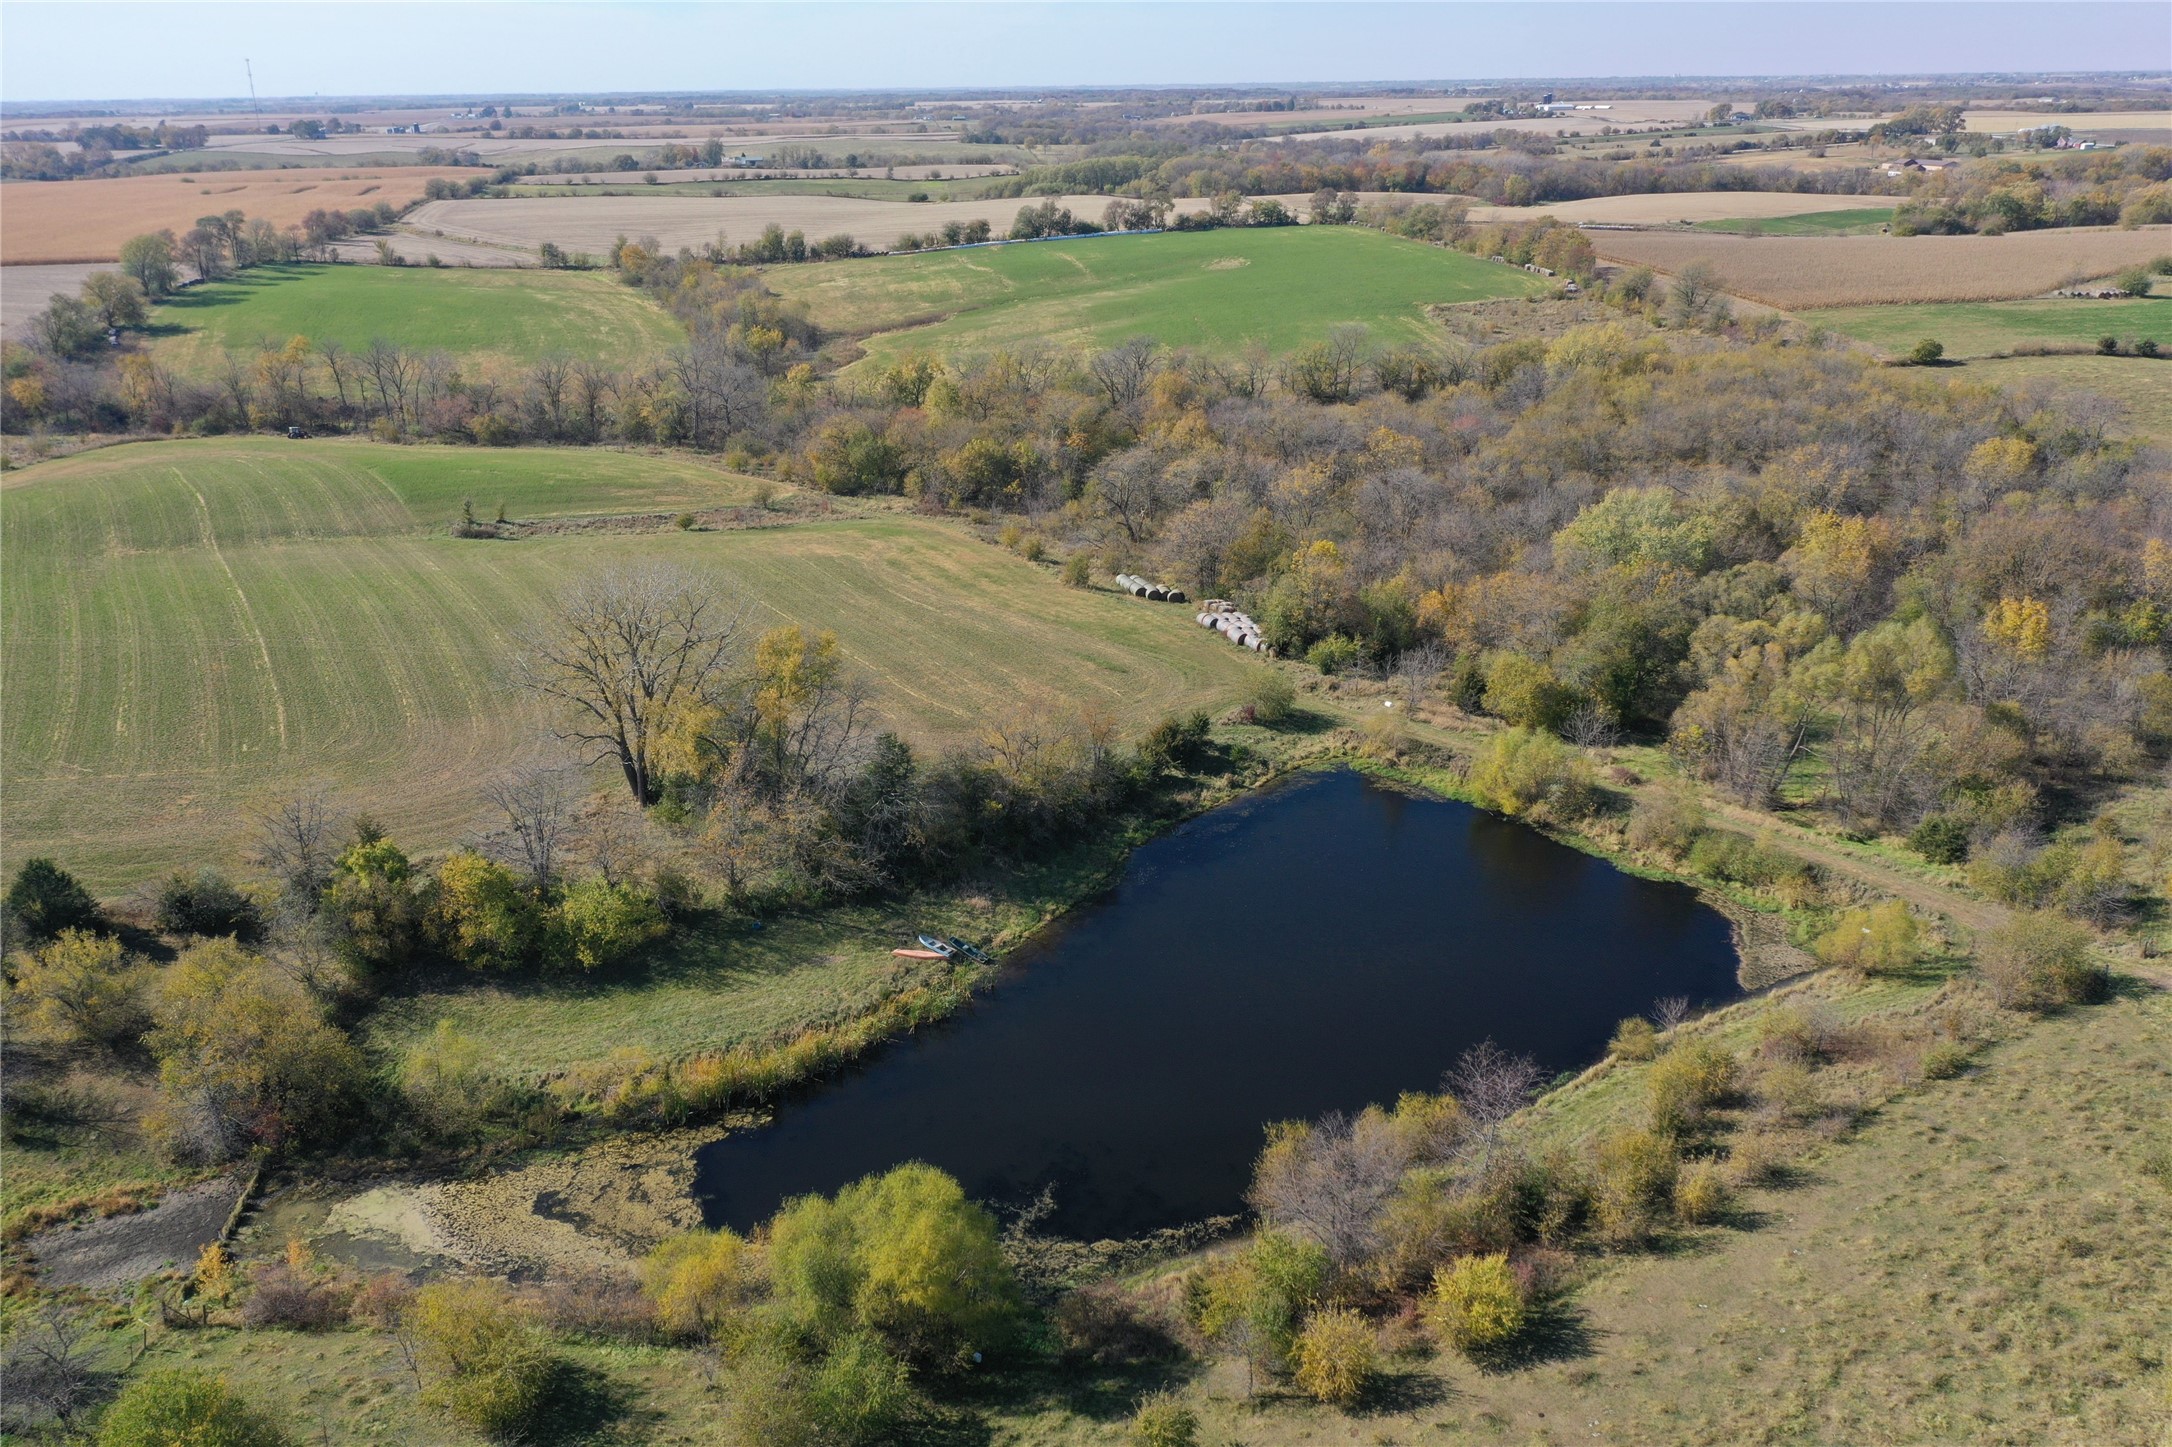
[693,768,1740,1241]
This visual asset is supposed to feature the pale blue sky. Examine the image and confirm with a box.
[3,2,2165,106]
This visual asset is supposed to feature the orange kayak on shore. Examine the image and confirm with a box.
[892,948,947,959]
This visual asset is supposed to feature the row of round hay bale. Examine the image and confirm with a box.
[1197,600,1267,651]
[1115,573,1188,603]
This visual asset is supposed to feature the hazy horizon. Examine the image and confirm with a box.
[4,2,2166,107]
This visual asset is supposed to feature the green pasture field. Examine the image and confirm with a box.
[1955,353,2172,445]
[1,438,1254,889]
[1802,295,2172,359]
[764,224,1549,368]
[1695,205,1896,235]
[147,262,682,375]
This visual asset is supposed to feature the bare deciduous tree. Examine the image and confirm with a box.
[253,790,344,914]
[1089,335,1160,409]
[1651,995,1692,1032]
[1392,641,1450,710]
[483,766,576,888]
[0,1303,99,1430]
[1248,1105,1458,1268]
[519,565,745,805]
[1446,1039,1542,1170]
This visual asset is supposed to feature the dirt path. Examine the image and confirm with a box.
[29,1175,244,1292]
[1696,797,2010,935]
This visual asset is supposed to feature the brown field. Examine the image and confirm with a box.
[1959,108,2172,134]
[0,262,115,337]
[1150,94,1486,127]
[1468,192,1896,225]
[0,166,477,263]
[1273,98,1729,145]
[1590,225,2172,307]
[403,192,1212,256]
[524,162,1016,186]
[1712,144,1899,172]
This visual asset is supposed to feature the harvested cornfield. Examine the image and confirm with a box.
[1467,193,1896,226]
[1,166,476,263]
[1590,226,2172,308]
[403,193,1210,257]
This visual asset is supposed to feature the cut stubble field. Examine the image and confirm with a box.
[1,439,1257,889]
[1592,225,2172,307]
[146,262,684,375]
[0,166,478,264]
[1467,192,1896,227]
[402,192,1206,256]
[766,225,1550,368]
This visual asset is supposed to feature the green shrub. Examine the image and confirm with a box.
[321,836,425,975]
[1425,1252,1526,1353]
[1469,728,1590,818]
[1186,1230,1327,1378]
[1129,1391,1199,1447]
[1305,634,1363,675]
[1608,1015,1660,1062]
[1480,651,1572,731]
[1907,338,1944,366]
[1647,1041,1738,1136]
[767,1162,1018,1367]
[641,1227,762,1342]
[1593,1127,1680,1244]
[411,1278,561,1440]
[12,928,150,1047]
[1975,910,2105,1011]
[154,868,263,941]
[1138,710,1212,773]
[1812,899,1922,976]
[2117,265,2155,299]
[804,1332,918,1445]
[398,1020,504,1143]
[1291,1306,1379,1406]
[1922,1041,1972,1079]
[2099,334,2121,355]
[1907,814,1971,864]
[430,852,544,970]
[1672,1160,1731,1224]
[554,876,668,970]
[6,857,100,941]
[1683,829,1803,890]
[98,1369,290,1447]
[1060,552,1092,587]
[1241,670,1297,725]
[1627,788,1704,858]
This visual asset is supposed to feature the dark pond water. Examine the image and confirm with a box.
[693,769,1740,1241]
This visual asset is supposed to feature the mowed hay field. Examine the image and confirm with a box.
[768,225,1549,367]
[1466,192,1896,226]
[1957,354,2172,445]
[0,167,477,263]
[1592,226,2172,307]
[1804,296,2172,358]
[403,193,1208,257]
[1,439,1256,889]
[147,263,683,374]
